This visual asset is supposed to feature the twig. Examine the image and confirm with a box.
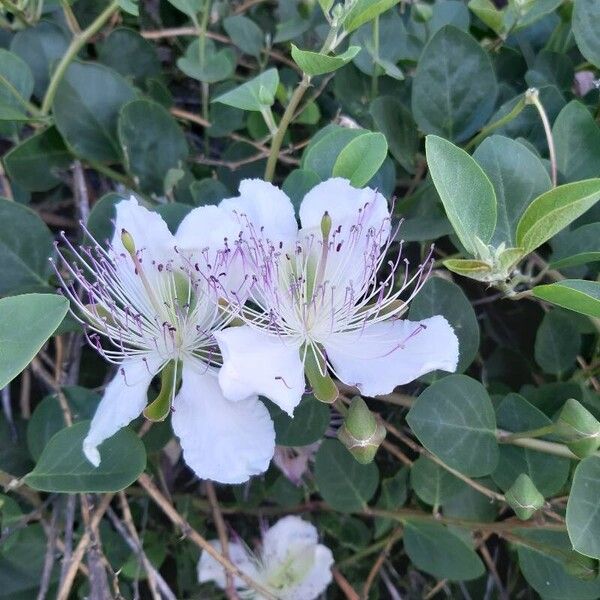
[479,543,508,600]
[37,505,58,600]
[361,527,403,599]
[59,495,77,586]
[56,494,115,600]
[205,482,239,600]
[233,0,267,14]
[332,567,361,600]
[137,474,278,600]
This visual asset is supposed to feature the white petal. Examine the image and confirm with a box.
[111,197,175,265]
[280,546,334,600]
[83,356,161,466]
[299,178,390,236]
[175,205,244,290]
[324,316,459,396]
[171,359,275,484]
[220,179,298,246]
[198,540,259,590]
[261,516,333,600]
[214,326,305,416]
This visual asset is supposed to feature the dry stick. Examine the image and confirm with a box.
[205,482,239,600]
[37,506,59,600]
[137,474,277,600]
[479,543,509,600]
[233,0,268,15]
[56,494,115,600]
[332,567,361,600]
[19,368,31,418]
[117,492,161,600]
[361,527,403,600]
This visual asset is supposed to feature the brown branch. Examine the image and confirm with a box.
[205,482,239,600]
[137,473,278,600]
[332,567,361,600]
[361,527,403,599]
[56,494,114,600]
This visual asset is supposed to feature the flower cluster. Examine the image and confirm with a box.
[55,178,459,485]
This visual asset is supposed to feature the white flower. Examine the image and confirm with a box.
[206,177,459,414]
[54,197,276,484]
[198,516,334,600]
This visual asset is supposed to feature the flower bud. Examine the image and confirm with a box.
[258,84,274,107]
[564,551,600,581]
[505,473,544,520]
[121,228,136,256]
[555,399,600,458]
[337,396,386,464]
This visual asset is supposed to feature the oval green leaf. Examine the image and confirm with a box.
[532,280,600,318]
[25,420,146,493]
[332,131,388,187]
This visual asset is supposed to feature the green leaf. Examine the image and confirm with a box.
[0,49,33,135]
[412,26,497,143]
[553,101,600,183]
[410,456,462,506]
[10,21,69,98]
[425,135,497,255]
[190,178,229,206]
[408,277,479,375]
[27,386,100,461]
[212,68,278,111]
[468,0,504,34]
[474,135,551,247]
[3,126,72,192]
[25,421,146,493]
[314,439,379,512]
[0,294,68,389]
[343,0,400,32]
[567,456,600,559]
[573,0,600,68]
[291,45,360,76]
[53,61,136,162]
[443,258,493,281]
[550,223,600,269]
[302,126,364,180]
[532,280,600,318]
[493,394,571,496]
[331,131,388,187]
[118,99,189,194]
[223,15,263,58]
[116,0,138,15]
[177,39,236,84]
[535,310,581,375]
[407,375,499,477]
[369,96,418,173]
[404,522,485,580]
[516,179,600,254]
[269,396,330,446]
[0,198,54,293]
[518,531,600,600]
[374,468,409,536]
[98,28,161,85]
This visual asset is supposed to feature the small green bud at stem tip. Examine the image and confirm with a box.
[121,228,136,256]
[320,211,332,241]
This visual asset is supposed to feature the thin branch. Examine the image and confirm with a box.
[137,474,278,600]
[361,527,403,599]
[205,482,239,600]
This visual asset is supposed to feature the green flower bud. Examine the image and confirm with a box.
[564,551,600,581]
[505,473,544,520]
[337,396,386,464]
[120,228,136,256]
[555,399,600,458]
[258,84,274,107]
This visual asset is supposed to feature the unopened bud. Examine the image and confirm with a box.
[258,84,274,106]
[555,399,600,458]
[564,551,600,581]
[505,473,544,520]
[331,3,344,23]
[121,229,136,256]
[337,396,386,464]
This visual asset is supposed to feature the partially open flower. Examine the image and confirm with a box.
[209,178,459,415]
[54,197,275,484]
[198,516,333,600]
